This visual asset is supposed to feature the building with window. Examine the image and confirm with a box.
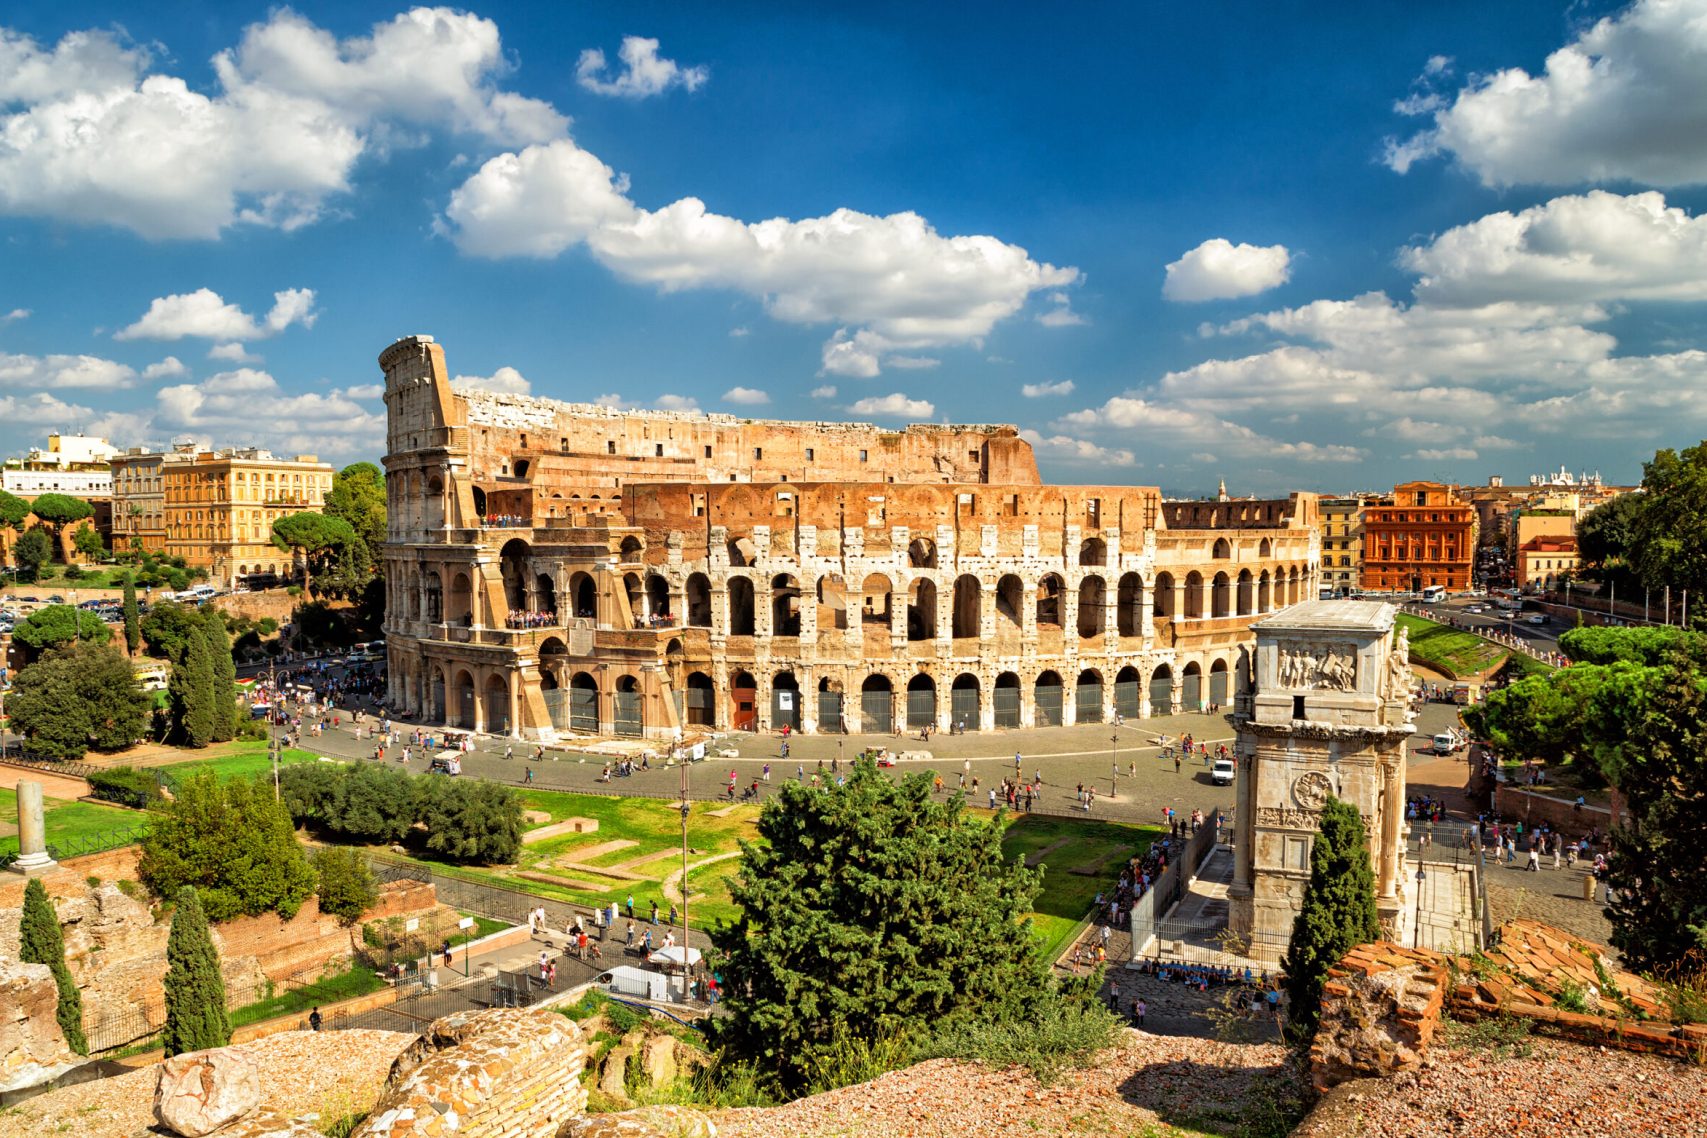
[1317,496,1381,596]
[1,432,119,497]
[159,448,333,587]
[380,335,1321,741]
[1516,535,1579,592]
[1359,481,1477,593]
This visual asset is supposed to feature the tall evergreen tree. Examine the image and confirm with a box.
[162,887,230,1056]
[122,575,141,656]
[18,879,88,1055]
[1282,796,1381,1046]
[200,609,237,742]
[170,627,217,747]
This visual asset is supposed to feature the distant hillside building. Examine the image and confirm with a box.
[1,432,118,497]
[1317,495,1381,597]
[1359,481,1476,593]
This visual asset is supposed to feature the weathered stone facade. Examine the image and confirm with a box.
[1227,600,1416,961]
[380,336,1322,741]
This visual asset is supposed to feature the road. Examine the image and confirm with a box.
[1425,594,1561,648]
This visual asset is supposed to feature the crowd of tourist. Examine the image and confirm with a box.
[505,609,558,629]
[480,514,529,528]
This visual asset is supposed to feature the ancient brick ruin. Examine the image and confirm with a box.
[379,335,1322,740]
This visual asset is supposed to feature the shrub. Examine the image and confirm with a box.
[163,887,230,1056]
[416,777,523,865]
[87,765,163,809]
[19,878,87,1055]
[139,772,315,922]
[1282,796,1381,1046]
[912,993,1121,1086]
[313,846,378,924]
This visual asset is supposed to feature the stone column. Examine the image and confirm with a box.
[1379,758,1401,900]
[11,781,57,875]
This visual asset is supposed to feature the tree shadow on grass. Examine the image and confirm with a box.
[1115,1052,1308,1138]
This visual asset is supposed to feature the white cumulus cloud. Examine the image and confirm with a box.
[208,342,261,364]
[847,392,935,418]
[1037,292,1087,327]
[576,37,707,98]
[722,386,769,405]
[1021,379,1076,398]
[1018,430,1135,466]
[142,356,186,380]
[451,366,531,396]
[1163,238,1291,301]
[809,385,837,399]
[152,367,384,456]
[0,351,137,389]
[116,287,317,341]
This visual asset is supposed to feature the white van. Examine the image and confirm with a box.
[1432,732,1460,755]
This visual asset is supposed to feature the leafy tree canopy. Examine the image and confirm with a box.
[1559,625,1696,667]
[13,527,52,579]
[707,759,1059,1096]
[139,772,315,922]
[11,604,112,659]
[28,493,94,527]
[7,643,152,759]
[141,600,206,661]
[72,523,105,558]
[0,489,30,531]
[325,462,387,561]
[271,511,357,595]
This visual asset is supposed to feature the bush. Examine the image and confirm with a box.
[139,772,316,922]
[912,994,1122,1086]
[88,766,163,809]
[8,644,152,759]
[278,764,522,865]
[416,777,523,865]
[313,846,378,924]
[163,887,230,1056]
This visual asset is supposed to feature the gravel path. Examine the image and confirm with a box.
[712,1030,1303,1138]
[0,1029,414,1138]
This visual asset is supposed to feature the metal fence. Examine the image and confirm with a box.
[364,851,601,931]
[1128,809,1223,959]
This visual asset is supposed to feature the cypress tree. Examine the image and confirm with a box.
[200,610,237,743]
[122,575,141,656]
[1281,796,1381,1046]
[18,879,88,1055]
[162,887,230,1056]
[171,628,217,747]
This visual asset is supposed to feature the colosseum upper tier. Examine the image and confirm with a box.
[379,335,1320,741]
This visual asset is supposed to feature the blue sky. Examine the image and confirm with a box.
[5,1,1707,494]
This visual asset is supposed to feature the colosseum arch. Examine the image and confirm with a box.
[483,673,510,734]
[1209,657,1230,709]
[1258,569,1272,613]
[1075,668,1103,723]
[1183,571,1204,619]
[1153,571,1176,619]
[1114,665,1142,720]
[1182,660,1203,711]
[684,672,715,726]
[1148,663,1173,716]
[1211,572,1231,618]
[569,571,596,619]
[1212,537,1231,559]
[1036,573,1065,629]
[860,674,894,732]
[728,576,756,636]
[1079,536,1107,567]
[536,572,557,617]
[993,671,1022,728]
[647,574,672,621]
[861,573,893,628]
[905,673,937,729]
[448,572,474,625]
[499,538,531,610]
[452,669,476,728]
[772,573,803,636]
[619,535,644,561]
[1035,669,1064,726]
[816,574,849,631]
[907,536,937,569]
[425,474,445,529]
[906,578,937,642]
[1236,569,1254,616]
[1259,537,1272,558]
[1117,573,1144,636]
[1077,575,1106,639]
[686,573,712,626]
[950,673,980,731]
[995,574,1024,633]
[952,574,981,639]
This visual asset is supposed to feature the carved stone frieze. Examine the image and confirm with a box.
[1278,641,1357,690]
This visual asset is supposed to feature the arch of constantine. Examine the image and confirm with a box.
[379,335,1321,741]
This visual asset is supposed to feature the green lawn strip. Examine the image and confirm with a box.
[227,964,386,1029]
[997,814,1167,963]
[159,744,325,783]
[0,787,142,857]
[1395,613,1509,676]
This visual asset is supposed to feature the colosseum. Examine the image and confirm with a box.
[379,335,1321,741]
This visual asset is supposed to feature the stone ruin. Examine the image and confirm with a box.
[1309,942,1448,1091]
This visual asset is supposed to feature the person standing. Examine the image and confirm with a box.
[308,1006,323,1032]
[1134,997,1146,1028]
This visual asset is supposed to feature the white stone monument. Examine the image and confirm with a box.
[1226,600,1415,960]
[9,780,58,875]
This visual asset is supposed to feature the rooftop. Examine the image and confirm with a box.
[1251,598,1396,633]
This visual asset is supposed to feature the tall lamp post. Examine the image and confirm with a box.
[1412,866,1427,949]
[1109,733,1119,798]
[679,753,692,1000]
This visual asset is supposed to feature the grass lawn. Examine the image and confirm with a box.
[996,813,1167,962]
[0,786,143,858]
[1396,613,1511,677]
[228,964,386,1029]
[11,565,135,590]
[159,742,326,783]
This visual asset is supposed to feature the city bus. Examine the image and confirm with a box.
[1421,585,1446,603]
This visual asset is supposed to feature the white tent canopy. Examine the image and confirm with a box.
[647,946,702,968]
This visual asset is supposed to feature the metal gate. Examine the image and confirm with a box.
[906,686,936,729]
[950,685,979,731]
[1035,682,1063,727]
[993,684,1021,728]
[1075,681,1102,723]
[1114,679,1141,721]
[771,687,801,732]
[1182,672,1202,712]
[1209,668,1229,708]
[613,690,643,737]
[861,689,892,733]
[818,690,843,733]
[1149,673,1173,716]
[685,682,713,726]
[569,686,598,733]
[543,688,569,731]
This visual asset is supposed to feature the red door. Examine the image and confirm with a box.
[732,686,757,731]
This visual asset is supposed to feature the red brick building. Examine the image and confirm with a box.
[1359,481,1476,592]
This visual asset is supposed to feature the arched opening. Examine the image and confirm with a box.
[1036,574,1065,629]
[1114,665,1142,720]
[1258,569,1272,613]
[484,673,510,735]
[453,670,476,729]
[771,671,801,731]
[570,572,596,619]
[570,671,599,733]
[730,670,757,731]
[646,574,672,624]
[1184,571,1204,619]
[622,572,644,626]
[1117,572,1143,636]
[950,673,980,732]
[817,677,845,733]
[1212,537,1231,559]
[1287,566,1300,605]
[1076,575,1106,639]
[1259,537,1272,558]
[905,673,937,729]
[860,674,894,733]
[1211,572,1231,618]
[684,672,714,726]
[424,574,442,622]
[861,573,893,628]
[619,535,644,562]
[425,475,444,529]
[993,672,1022,728]
[513,458,530,480]
[536,573,557,619]
[471,486,487,520]
[1236,569,1253,616]
[499,538,531,611]
[429,665,446,723]
[1153,571,1176,619]
[952,574,981,639]
[1182,661,1203,711]
[995,574,1024,633]
[815,574,848,631]
[1209,658,1230,709]
[728,576,756,636]
[906,578,937,642]
[1149,665,1173,716]
[686,573,712,627]
[771,574,802,636]
[1075,668,1103,723]
[907,537,937,569]
[538,639,567,729]
[1079,536,1106,567]
[448,572,473,625]
[727,537,756,568]
[1034,669,1064,727]
[613,674,643,736]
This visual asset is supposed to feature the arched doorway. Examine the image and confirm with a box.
[1035,575,1064,629]
[686,573,712,627]
[1236,570,1253,616]
[453,670,475,729]
[1211,572,1231,619]
[906,578,937,642]
[1075,668,1103,723]
[1184,572,1203,619]
[1077,576,1105,639]
[1149,664,1173,717]
[730,670,757,731]
[1182,661,1203,712]
[536,573,557,618]
[1153,572,1176,618]
[951,575,982,639]
[816,574,849,631]
[449,572,473,625]
[728,577,756,636]
[1035,669,1064,727]
[647,575,671,623]
[613,674,643,737]
[817,677,844,733]
[1114,665,1141,721]
[995,574,1024,633]
[499,539,531,611]
[570,672,599,733]
[771,671,801,732]
[861,674,894,733]
[994,672,1022,728]
[1209,659,1230,709]
[906,673,936,730]
[771,574,802,636]
[484,674,510,735]
[950,673,980,732]
[861,574,893,629]
[685,672,715,727]
[569,572,596,619]
[1117,573,1143,636]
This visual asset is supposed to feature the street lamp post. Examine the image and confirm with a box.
[1413,866,1427,949]
[679,753,692,1000]
[1109,733,1119,798]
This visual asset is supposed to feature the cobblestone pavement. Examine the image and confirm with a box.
[1481,857,1617,951]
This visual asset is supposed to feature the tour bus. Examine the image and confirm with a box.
[1420,585,1446,603]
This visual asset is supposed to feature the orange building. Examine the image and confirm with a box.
[1359,481,1476,593]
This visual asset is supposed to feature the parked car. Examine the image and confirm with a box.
[1528,614,1548,625]
[1211,757,1236,786]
